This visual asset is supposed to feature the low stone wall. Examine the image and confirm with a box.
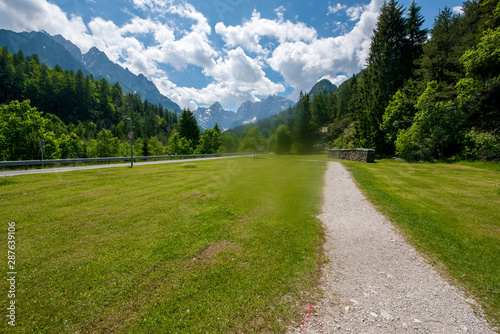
[327,148,375,163]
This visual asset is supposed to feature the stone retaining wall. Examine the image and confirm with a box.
[327,148,375,163]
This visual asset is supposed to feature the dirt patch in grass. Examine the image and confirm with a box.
[191,192,208,198]
[180,192,212,199]
[196,242,240,262]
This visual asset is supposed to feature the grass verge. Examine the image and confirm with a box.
[0,155,326,333]
[340,159,500,328]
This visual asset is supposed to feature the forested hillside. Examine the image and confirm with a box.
[236,0,500,161]
[0,48,182,160]
[0,48,240,160]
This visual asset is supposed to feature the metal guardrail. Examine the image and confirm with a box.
[0,153,243,170]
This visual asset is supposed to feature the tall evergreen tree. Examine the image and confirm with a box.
[294,92,315,153]
[97,78,116,122]
[178,109,200,145]
[405,0,427,77]
[420,6,462,87]
[311,91,328,128]
[356,0,408,154]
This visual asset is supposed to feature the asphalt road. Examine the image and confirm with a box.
[0,155,243,177]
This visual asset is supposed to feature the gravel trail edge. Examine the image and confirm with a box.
[291,161,495,334]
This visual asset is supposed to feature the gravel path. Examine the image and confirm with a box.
[292,162,495,334]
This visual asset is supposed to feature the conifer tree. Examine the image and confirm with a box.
[405,0,427,77]
[294,92,315,153]
[420,6,461,86]
[356,0,408,154]
[178,109,200,146]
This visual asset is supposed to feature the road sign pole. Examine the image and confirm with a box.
[130,135,133,168]
[127,117,133,168]
[40,139,45,168]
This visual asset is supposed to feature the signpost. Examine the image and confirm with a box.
[126,118,133,167]
[40,139,45,168]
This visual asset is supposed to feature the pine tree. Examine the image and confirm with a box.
[311,92,327,128]
[178,109,200,146]
[293,93,315,153]
[356,0,408,154]
[420,7,461,86]
[405,0,427,77]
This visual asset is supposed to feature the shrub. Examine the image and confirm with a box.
[463,129,500,161]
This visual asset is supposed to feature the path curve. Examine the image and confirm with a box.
[292,162,495,333]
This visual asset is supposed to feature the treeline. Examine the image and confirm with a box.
[0,48,178,136]
[0,99,239,160]
[0,47,239,160]
[235,0,500,161]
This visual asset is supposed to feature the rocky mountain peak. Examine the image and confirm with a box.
[193,95,293,131]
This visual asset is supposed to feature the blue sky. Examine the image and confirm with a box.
[0,0,464,111]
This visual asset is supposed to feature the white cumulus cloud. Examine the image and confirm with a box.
[453,6,464,15]
[267,0,382,98]
[328,3,347,15]
[215,10,317,55]
[155,47,285,110]
[346,4,365,21]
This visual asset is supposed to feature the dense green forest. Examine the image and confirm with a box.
[0,48,238,160]
[234,0,500,161]
[1,0,499,161]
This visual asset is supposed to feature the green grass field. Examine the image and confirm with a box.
[340,159,500,328]
[1,156,326,333]
[3,154,499,331]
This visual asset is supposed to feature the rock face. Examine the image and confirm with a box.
[194,95,294,130]
[0,29,90,75]
[193,102,237,131]
[236,95,293,125]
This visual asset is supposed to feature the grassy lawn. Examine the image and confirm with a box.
[0,156,326,333]
[340,159,500,328]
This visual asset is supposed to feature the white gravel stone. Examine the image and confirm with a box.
[288,162,495,334]
[380,310,394,320]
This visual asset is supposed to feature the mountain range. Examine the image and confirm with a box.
[0,29,181,112]
[194,95,294,130]
[0,29,336,131]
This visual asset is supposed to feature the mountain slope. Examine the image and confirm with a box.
[81,47,180,111]
[236,95,294,126]
[309,79,337,97]
[0,29,91,75]
[0,29,181,112]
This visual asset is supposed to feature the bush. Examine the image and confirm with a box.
[166,130,192,155]
[273,124,292,155]
[395,82,466,161]
[463,129,500,161]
